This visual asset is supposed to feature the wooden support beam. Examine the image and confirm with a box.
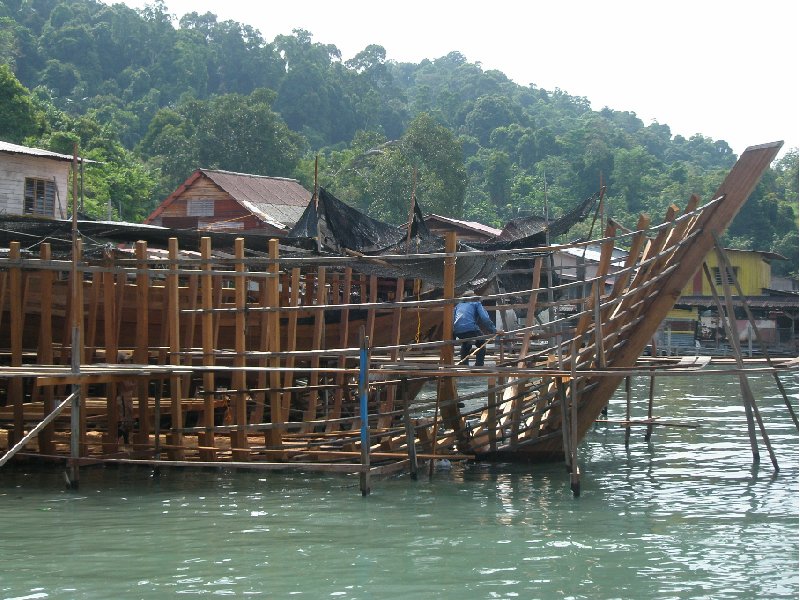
[133,240,150,444]
[231,238,248,460]
[37,244,55,454]
[9,242,23,446]
[266,239,283,451]
[167,238,184,460]
[199,238,216,460]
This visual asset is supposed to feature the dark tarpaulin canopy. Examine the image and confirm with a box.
[285,187,502,289]
[474,190,600,251]
[0,188,595,292]
[287,187,430,254]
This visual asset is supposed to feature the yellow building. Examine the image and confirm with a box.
[660,248,798,354]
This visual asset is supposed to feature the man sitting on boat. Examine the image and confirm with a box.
[453,290,498,367]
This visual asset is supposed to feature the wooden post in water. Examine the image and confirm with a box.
[359,326,371,496]
[557,377,571,470]
[430,231,457,475]
[624,376,632,448]
[711,233,798,429]
[704,261,778,470]
[570,341,580,497]
[68,144,82,487]
[645,340,656,442]
[400,377,418,480]
[487,376,497,453]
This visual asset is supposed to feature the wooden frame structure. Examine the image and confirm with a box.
[0,142,796,493]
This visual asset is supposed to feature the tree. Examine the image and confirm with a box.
[0,63,43,141]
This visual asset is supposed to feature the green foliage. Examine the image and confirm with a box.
[0,62,44,141]
[0,0,793,279]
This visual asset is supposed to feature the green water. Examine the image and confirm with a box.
[1,372,797,599]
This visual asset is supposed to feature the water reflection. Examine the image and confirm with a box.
[0,373,797,599]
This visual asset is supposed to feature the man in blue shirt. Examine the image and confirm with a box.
[453,290,497,366]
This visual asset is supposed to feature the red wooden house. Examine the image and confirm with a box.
[145,169,312,235]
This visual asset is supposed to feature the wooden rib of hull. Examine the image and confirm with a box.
[0,142,786,469]
[0,279,443,354]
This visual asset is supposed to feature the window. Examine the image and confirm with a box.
[24,178,56,216]
[713,266,738,285]
[187,198,214,217]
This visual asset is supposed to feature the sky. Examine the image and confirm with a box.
[117,0,798,158]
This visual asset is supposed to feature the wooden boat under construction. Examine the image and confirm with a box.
[0,141,796,492]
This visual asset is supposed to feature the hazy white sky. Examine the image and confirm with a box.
[118,0,798,158]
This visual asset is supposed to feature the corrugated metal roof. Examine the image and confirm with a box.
[201,169,310,228]
[0,140,93,163]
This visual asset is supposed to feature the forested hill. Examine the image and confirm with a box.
[1,0,797,275]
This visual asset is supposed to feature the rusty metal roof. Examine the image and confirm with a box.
[201,169,311,228]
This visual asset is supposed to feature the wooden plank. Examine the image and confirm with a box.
[167,238,184,459]
[266,239,283,451]
[558,142,783,452]
[102,249,119,453]
[199,238,216,460]
[304,267,326,425]
[378,277,405,448]
[231,238,249,460]
[85,268,101,363]
[37,244,55,454]
[328,267,352,430]
[508,258,543,446]
[9,242,23,446]
[134,241,151,446]
[251,261,269,425]
[281,268,301,424]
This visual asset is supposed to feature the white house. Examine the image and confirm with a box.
[0,140,86,219]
